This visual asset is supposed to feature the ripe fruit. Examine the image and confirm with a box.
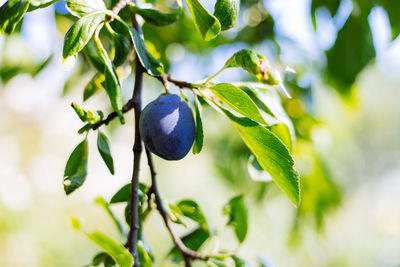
[140,94,195,160]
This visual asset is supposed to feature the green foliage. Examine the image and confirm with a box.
[62,13,106,66]
[111,30,131,67]
[28,0,60,10]
[72,102,104,124]
[268,123,292,151]
[83,72,105,101]
[66,0,106,17]
[63,139,89,195]
[71,218,133,267]
[192,94,204,154]
[210,83,266,125]
[168,227,210,263]
[175,199,209,231]
[218,49,279,85]
[0,0,30,35]
[90,252,116,267]
[84,41,106,72]
[110,183,131,204]
[231,255,250,267]
[97,131,115,175]
[137,241,152,267]
[126,26,164,75]
[219,108,300,205]
[94,197,124,235]
[325,11,375,95]
[213,0,240,31]
[380,0,400,40]
[93,25,125,122]
[309,0,399,95]
[237,82,295,140]
[223,195,248,243]
[185,0,221,41]
[130,0,182,26]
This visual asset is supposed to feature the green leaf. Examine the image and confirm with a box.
[223,49,278,85]
[28,0,60,10]
[223,195,248,243]
[192,95,204,154]
[91,252,116,266]
[71,102,104,124]
[0,0,30,35]
[185,0,221,41]
[78,124,94,134]
[63,139,89,195]
[219,107,300,205]
[94,196,124,234]
[268,123,292,151]
[213,0,239,31]
[93,26,125,122]
[380,0,400,40]
[84,41,106,72]
[231,255,250,267]
[176,199,208,231]
[97,131,115,175]
[130,0,182,26]
[110,183,131,203]
[167,202,187,226]
[168,227,210,263]
[210,83,266,125]
[112,31,131,67]
[127,26,164,76]
[66,0,106,17]
[83,73,105,101]
[71,218,133,267]
[62,13,105,65]
[237,82,295,146]
[326,12,375,95]
[137,241,152,267]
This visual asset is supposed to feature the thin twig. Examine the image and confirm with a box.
[145,148,206,267]
[156,73,195,89]
[92,98,136,130]
[126,6,144,267]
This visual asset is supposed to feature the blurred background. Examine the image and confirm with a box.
[1,0,400,266]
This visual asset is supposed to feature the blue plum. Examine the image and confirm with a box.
[139,94,196,160]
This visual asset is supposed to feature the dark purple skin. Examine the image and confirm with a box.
[139,94,195,160]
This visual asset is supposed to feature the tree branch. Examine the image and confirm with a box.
[126,7,144,267]
[145,148,206,267]
[92,98,136,130]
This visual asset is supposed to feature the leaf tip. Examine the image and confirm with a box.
[63,56,77,70]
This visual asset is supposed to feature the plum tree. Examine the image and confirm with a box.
[140,94,195,160]
[1,0,395,265]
